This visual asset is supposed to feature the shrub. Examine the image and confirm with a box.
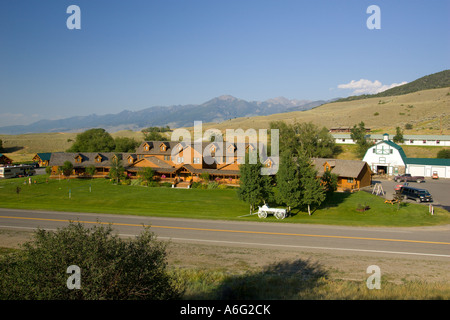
[207,182,219,189]
[437,149,450,159]
[191,182,203,189]
[160,182,172,188]
[0,222,184,300]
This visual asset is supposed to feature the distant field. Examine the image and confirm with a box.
[0,130,146,162]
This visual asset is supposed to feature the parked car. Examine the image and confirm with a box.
[432,171,439,179]
[394,174,425,183]
[400,186,433,203]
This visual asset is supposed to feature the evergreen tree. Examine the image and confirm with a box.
[276,150,302,211]
[298,154,325,215]
[237,150,272,214]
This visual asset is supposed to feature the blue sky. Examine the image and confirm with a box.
[0,0,449,126]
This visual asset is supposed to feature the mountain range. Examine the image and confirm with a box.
[0,96,334,134]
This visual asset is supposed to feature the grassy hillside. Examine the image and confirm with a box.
[335,69,450,102]
[198,87,450,135]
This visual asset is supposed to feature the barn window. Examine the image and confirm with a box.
[347,178,354,183]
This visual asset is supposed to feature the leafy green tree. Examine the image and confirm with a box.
[237,150,272,214]
[114,137,139,152]
[138,167,155,185]
[270,121,338,158]
[0,222,184,300]
[109,156,124,183]
[142,131,169,141]
[45,166,52,176]
[0,139,3,151]
[60,161,74,178]
[437,149,450,159]
[350,121,373,158]
[393,127,404,143]
[67,128,116,152]
[85,165,97,177]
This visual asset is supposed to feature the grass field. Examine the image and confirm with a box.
[1,175,448,227]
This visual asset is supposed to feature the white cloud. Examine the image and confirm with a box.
[337,79,408,95]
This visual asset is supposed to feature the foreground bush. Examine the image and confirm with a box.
[0,222,184,300]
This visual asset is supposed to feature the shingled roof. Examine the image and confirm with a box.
[312,158,370,178]
[49,152,135,168]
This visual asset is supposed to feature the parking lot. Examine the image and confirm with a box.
[370,177,450,211]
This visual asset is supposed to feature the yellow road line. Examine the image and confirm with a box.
[0,215,449,245]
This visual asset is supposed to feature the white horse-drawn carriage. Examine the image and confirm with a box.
[257,204,287,220]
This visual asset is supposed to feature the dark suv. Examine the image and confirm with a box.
[400,186,433,203]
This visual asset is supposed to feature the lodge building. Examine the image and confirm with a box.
[48,141,264,186]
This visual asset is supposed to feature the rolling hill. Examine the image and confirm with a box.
[335,69,450,102]
[198,87,450,135]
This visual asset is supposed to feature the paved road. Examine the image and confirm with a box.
[0,208,449,259]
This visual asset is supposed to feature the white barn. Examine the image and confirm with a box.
[363,134,450,178]
[363,134,408,175]
[332,133,450,146]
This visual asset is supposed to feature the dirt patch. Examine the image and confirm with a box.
[163,240,450,284]
[1,229,448,284]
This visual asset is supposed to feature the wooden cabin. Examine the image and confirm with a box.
[312,158,372,192]
[32,153,52,167]
[0,153,13,165]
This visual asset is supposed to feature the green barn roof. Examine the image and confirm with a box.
[406,158,450,166]
[36,153,52,161]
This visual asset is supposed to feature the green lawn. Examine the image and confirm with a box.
[0,175,448,227]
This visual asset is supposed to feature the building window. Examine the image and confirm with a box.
[347,178,354,183]
[193,157,200,164]
[177,157,184,163]
[164,155,170,161]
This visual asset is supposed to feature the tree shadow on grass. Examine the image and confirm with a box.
[206,258,329,300]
